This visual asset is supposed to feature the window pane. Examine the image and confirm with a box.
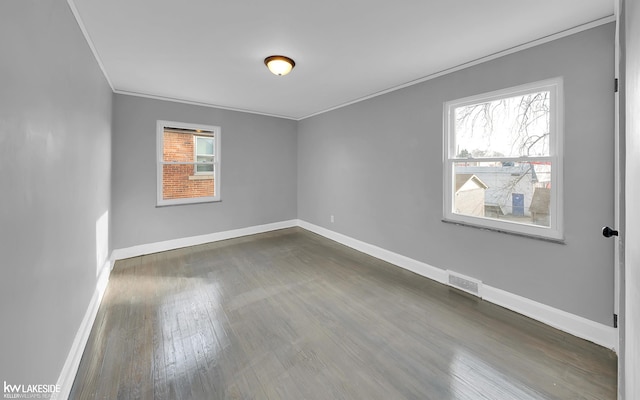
[454,91,550,158]
[162,164,215,200]
[453,161,551,227]
[158,122,220,206]
[196,137,214,155]
[196,164,214,173]
[163,129,196,162]
[196,155,213,163]
[196,155,214,173]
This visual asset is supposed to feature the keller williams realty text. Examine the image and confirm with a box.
[3,381,60,395]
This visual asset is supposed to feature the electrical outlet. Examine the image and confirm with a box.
[330,215,335,223]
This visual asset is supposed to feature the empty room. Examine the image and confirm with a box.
[2,0,640,399]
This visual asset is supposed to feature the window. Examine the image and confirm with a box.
[157,120,221,206]
[443,78,563,240]
[194,136,214,175]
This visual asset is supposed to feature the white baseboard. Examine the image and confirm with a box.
[55,259,112,399]
[111,219,298,262]
[483,285,618,352]
[297,220,618,352]
[298,220,448,284]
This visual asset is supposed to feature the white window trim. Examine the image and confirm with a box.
[157,120,221,206]
[442,77,564,241]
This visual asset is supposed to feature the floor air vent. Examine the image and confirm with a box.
[447,271,482,298]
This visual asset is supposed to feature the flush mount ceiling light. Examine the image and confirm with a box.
[264,55,295,76]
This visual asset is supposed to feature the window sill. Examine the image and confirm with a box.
[157,198,221,207]
[441,218,565,244]
[188,175,214,180]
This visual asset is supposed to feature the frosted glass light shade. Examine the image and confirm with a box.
[264,55,295,76]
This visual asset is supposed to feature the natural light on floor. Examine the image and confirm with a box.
[449,348,543,399]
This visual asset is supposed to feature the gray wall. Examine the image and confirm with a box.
[624,0,640,397]
[298,23,616,325]
[0,0,112,386]
[111,95,298,249]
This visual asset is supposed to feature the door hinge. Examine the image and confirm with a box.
[615,78,619,93]
[614,313,618,328]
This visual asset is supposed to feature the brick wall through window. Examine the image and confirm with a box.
[162,130,215,200]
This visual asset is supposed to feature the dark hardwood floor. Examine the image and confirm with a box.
[70,227,617,399]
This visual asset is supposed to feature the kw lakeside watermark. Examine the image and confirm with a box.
[3,381,61,399]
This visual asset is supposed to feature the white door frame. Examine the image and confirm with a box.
[614,0,622,327]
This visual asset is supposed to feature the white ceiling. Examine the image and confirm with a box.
[70,0,614,120]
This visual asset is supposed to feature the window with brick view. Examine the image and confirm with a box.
[157,121,221,206]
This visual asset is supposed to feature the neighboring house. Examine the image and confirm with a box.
[457,163,550,221]
[529,187,551,226]
[455,174,488,217]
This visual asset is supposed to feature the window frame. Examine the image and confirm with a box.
[443,78,564,241]
[156,120,221,206]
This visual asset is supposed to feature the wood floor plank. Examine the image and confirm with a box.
[70,228,617,399]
